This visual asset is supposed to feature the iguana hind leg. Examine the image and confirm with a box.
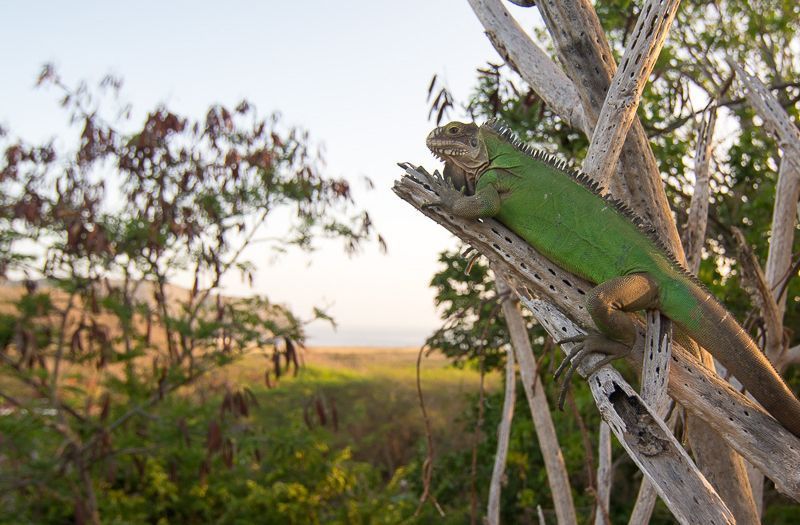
[554,273,660,409]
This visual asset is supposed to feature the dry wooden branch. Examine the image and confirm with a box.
[496,277,578,525]
[467,0,589,135]
[731,61,800,367]
[641,311,672,418]
[784,344,800,368]
[628,479,660,525]
[393,167,800,500]
[533,0,682,256]
[683,109,718,274]
[582,0,682,188]
[528,299,734,525]
[594,422,612,525]
[730,61,800,173]
[765,160,800,324]
[732,227,783,360]
[487,319,516,525]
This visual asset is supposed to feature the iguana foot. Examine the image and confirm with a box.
[553,333,631,410]
[417,167,465,210]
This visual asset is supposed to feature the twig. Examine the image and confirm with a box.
[414,340,446,518]
[469,347,487,525]
[487,342,516,525]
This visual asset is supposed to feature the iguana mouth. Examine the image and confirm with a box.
[427,142,470,159]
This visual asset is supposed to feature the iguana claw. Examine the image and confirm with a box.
[554,333,631,410]
[417,168,465,211]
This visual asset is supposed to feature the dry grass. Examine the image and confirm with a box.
[197,345,500,476]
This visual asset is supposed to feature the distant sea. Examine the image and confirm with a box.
[305,324,433,348]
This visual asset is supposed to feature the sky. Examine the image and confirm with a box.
[1,1,540,347]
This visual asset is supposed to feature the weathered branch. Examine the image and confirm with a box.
[528,299,734,525]
[784,344,800,368]
[467,0,589,135]
[496,277,578,525]
[534,0,683,257]
[641,311,672,418]
[582,0,682,188]
[678,109,757,521]
[732,227,783,363]
[626,408,680,525]
[594,422,612,525]
[731,61,800,368]
[629,310,676,524]
[765,158,800,365]
[730,61,800,173]
[487,319,516,525]
[393,168,800,500]
[628,479,660,525]
[683,109,718,274]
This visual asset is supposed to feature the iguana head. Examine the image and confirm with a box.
[426,121,488,177]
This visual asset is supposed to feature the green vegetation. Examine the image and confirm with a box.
[0,349,494,524]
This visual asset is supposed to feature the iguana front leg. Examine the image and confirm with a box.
[555,273,661,409]
[419,167,501,219]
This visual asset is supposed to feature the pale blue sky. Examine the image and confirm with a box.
[1,1,539,346]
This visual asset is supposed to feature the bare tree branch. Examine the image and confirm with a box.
[594,422,612,525]
[496,277,578,525]
[467,0,589,135]
[487,306,516,525]
[582,0,682,188]
[730,61,800,173]
[731,61,800,369]
[529,299,734,525]
[533,0,683,256]
[683,109,718,273]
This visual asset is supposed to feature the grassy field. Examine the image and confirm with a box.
[200,346,500,476]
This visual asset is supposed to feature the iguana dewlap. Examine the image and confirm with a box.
[423,120,800,439]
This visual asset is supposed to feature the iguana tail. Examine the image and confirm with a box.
[678,284,800,438]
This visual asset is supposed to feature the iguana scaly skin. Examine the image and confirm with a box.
[423,120,800,438]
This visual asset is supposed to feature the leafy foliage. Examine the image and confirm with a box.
[0,67,381,523]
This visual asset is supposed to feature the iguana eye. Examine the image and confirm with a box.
[448,126,459,134]
[470,138,478,147]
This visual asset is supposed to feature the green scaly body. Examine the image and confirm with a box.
[427,120,800,438]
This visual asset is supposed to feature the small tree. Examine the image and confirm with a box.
[0,66,381,523]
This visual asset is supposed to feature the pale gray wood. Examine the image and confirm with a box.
[731,61,800,173]
[628,479,659,525]
[467,0,589,135]
[683,109,717,274]
[393,167,800,500]
[496,277,579,525]
[537,505,547,525]
[594,422,612,525]
[767,160,800,315]
[527,299,734,525]
[487,334,516,525]
[534,0,683,258]
[582,0,682,188]
[734,63,800,517]
[629,311,674,525]
[641,311,672,418]
[733,63,800,349]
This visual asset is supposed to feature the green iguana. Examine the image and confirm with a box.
[420,119,800,439]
